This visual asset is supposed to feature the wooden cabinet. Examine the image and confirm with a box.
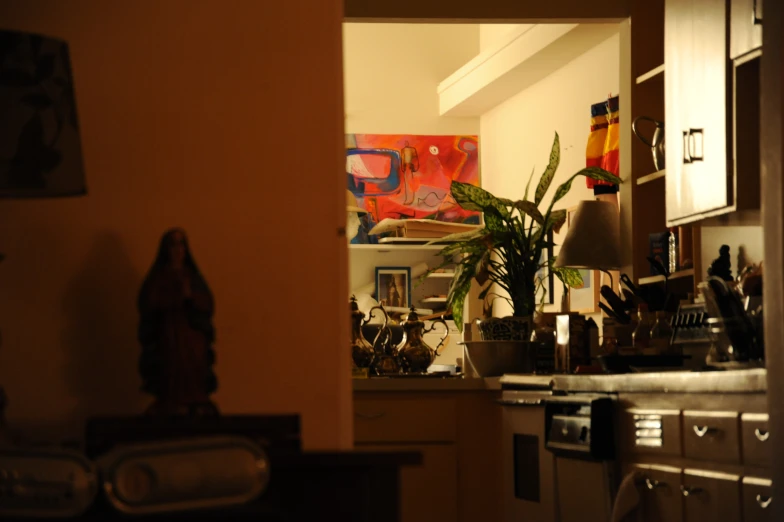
[637,465,684,522]
[741,413,771,466]
[681,469,742,522]
[730,0,763,59]
[360,444,458,522]
[665,0,732,225]
[742,477,774,522]
[354,391,502,522]
[682,411,741,464]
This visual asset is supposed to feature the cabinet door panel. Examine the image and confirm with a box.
[638,466,684,522]
[358,444,458,522]
[689,0,730,217]
[665,0,695,222]
[730,0,763,59]
[682,469,741,522]
[742,477,773,522]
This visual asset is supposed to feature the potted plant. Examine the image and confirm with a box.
[428,132,620,340]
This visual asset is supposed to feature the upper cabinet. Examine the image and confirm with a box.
[665,0,731,225]
[664,0,761,226]
[730,0,763,60]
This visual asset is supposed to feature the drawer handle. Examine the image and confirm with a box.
[693,425,716,437]
[645,478,665,490]
[681,485,703,497]
[757,494,772,509]
[755,428,770,442]
[355,412,385,420]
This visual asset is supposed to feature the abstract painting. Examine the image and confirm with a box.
[346,134,480,243]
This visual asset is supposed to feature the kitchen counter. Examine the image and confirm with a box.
[353,376,501,392]
[548,368,767,394]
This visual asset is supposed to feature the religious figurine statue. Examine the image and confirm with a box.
[707,244,733,282]
[137,228,218,416]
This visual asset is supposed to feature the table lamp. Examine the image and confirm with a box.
[554,199,621,288]
[0,29,87,428]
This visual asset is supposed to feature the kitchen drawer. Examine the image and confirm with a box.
[742,476,773,522]
[682,469,741,522]
[621,409,681,457]
[634,464,683,522]
[742,413,771,467]
[683,411,740,464]
[354,398,457,443]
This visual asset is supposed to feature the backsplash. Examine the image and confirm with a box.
[700,226,763,279]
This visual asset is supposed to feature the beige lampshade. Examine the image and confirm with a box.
[554,200,621,271]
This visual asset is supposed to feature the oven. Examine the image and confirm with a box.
[500,386,618,522]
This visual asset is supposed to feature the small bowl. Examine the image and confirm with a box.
[460,341,537,377]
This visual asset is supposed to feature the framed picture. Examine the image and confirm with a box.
[535,229,556,305]
[566,206,600,314]
[375,266,412,309]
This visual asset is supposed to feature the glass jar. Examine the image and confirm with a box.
[632,304,653,355]
[650,311,675,355]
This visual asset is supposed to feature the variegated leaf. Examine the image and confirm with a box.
[548,209,567,234]
[551,167,619,208]
[523,166,535,201]
[451,181,509,217]
[426,227,486,245]
[551,266,583,288]
[512,200,544,224]
[534,132,561,205]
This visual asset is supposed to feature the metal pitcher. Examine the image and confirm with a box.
[349,296,375,369]
[365,305,404,376]
[632,116,665,171]
[398,308,449,374]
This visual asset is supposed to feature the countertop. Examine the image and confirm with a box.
[549,368,767,394]
[353,376,501,392]
[354,368,767,394]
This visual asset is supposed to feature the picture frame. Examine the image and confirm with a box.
[566,206,600,314]
[375,266,412,309]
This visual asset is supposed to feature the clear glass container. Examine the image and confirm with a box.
[632,304,653,354]
[650,311,675,355]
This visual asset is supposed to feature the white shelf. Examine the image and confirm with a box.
[637,169,666,185]
[427,272,456,278]
[636,64,665,84]
[421,297,448,304]
[638,268,695,286]
[349,244,444,251]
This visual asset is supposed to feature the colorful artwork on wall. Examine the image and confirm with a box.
[346,134,481,243]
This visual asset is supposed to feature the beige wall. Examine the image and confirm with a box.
[701,226,764,279]
[343,23,479,135]
[480,32,620,316]
[0,0,351,450]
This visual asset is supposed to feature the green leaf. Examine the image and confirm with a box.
[512,200,543,224]
[547,209,567,234]
[426,227,486,244]
[447,257,480,331]
[550,167,619,208]
[551,266,583,288]
[451,181,509,217]
[523,166,535,201]
[483,207,506,232]
[534,132,561,205]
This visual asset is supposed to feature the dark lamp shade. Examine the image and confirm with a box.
[554,200,621,271]
[0,30,86,198]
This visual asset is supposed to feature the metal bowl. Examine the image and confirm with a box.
[460,341,537,377]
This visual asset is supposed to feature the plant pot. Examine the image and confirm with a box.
[461,340,537,377]
[477,316,534,341]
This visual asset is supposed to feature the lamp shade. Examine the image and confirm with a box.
[0,30,86,197]
[554,200,621,271]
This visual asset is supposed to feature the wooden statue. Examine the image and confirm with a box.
[137,228,218,416]
[707,244,733,282]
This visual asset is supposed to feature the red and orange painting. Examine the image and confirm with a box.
[346,134,481,243]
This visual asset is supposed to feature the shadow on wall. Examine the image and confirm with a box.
[61,231,146,424]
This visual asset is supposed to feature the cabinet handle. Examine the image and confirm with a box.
[693,425,717,437]
[681,485,703,497]
[645,478,666,490]
[683,131,692,164]
[757,494,772,509]
[753,0,763,25]
[755,428,770,441]
[355,412,385,420]
[689,129,704,161]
